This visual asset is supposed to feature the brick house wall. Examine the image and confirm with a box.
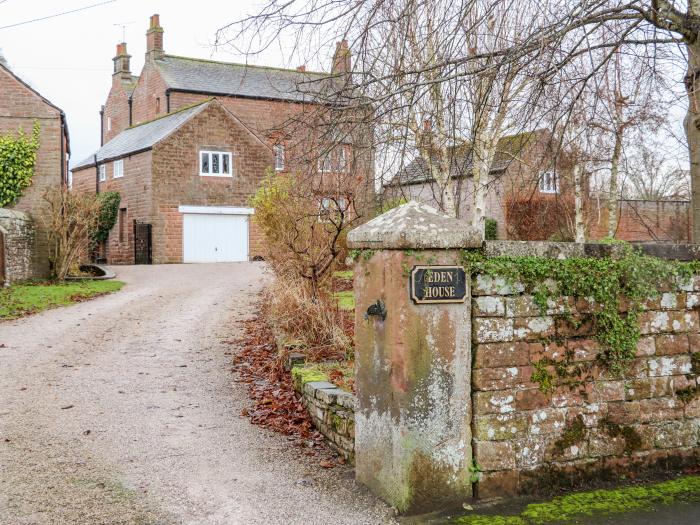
[73,101,273,264]
[150,102,273,263]
[0,64,68,278]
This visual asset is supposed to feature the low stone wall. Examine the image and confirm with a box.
[0,208,35,284]
[291,369,356,461]
[472,272,700,498]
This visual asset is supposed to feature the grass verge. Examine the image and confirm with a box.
[453,475,700,524]
[0,280,124,320]
[334,290,355,311]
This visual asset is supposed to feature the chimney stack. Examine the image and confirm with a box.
[146,14,164,60]
[113,42,131,78]
[296,65,306,72]
[331,39,351,76]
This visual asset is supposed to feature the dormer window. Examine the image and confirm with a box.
[200,150,232,177]
[538,171,559,194]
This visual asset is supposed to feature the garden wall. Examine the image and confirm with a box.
[0,208,35,285]
[291,369,356,462]
[472,271,700,498]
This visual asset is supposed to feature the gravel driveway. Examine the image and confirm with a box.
[0,263,394,525]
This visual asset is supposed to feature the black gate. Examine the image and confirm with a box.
[133,221,152,264]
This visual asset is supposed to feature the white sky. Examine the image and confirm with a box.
[0,0,326,166]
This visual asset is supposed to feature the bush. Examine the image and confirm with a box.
[264,275,352,360]
[93,192,121,245]
[251,168,358,297]
[485,218,498,240]
[0,121,40,207]
[42,188,101,280]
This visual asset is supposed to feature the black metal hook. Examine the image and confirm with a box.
[364,299,387,321]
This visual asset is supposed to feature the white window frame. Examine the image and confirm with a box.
[107,116,112,131]
[200,150,233,177]
[274,144,285,171]
[335,147,348,173]
[318,196,349,222]
[538,171,559,194]
[99,164,106,182]
[113,159,124,179]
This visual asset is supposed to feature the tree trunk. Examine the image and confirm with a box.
[573,164,585,243]
[607,132,622,238]
[686,41,700,243]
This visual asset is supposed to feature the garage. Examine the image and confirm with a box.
[180,205,252,263]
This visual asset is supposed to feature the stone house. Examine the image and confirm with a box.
[383,129,570,240]
[0,63,70,284]
[73,14,373,264]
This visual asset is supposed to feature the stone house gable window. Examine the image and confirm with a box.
[99,164,106,182]
[318,146,350,173]
[538,171,559,194]
[200,150,232,177]
[318,196,348,222]
[113,159,124,179]
[274,144,285,171]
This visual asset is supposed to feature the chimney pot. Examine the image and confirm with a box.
[331,39,351,76]
[150,14,160,29]
[423,119,431,131]
[297,65,306,72]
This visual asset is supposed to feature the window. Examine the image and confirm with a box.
[274,144,285,171]
[335,147,348,172]
[118,208,127,243]
[99,164,106,182]
[318,155,332,173]
[107,117,112,131]
[113,159,124,179]
[538,171,559,194]
[319,196,349,222]
[200,151,232,177]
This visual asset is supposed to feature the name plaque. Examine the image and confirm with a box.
[410,265,467,304]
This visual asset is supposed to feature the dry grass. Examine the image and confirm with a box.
[264,276,353,362]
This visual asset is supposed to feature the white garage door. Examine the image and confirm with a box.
[181,206,250,263]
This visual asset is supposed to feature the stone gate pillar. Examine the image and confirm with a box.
[347,201,482,513]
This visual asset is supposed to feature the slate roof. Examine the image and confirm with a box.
[156,55,330,103]
[385,130,547,188]
[73,101,210,169]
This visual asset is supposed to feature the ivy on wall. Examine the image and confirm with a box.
[462,245,700,376]
[0,121,40,208]
[93,191,121,244]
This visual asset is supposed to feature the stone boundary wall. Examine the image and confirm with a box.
[472,272,700,498]
[0,208,35,284]
[291,372,356,462]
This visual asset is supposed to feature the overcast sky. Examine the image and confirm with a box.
[0,0,328,166]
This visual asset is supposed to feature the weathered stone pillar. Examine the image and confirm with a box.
[347,201,482,513]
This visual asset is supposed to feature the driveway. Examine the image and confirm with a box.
[0,263,393,525]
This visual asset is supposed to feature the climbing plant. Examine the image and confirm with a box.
[92,191,121,244]
[0,121,40,207]
[462,245,700,376]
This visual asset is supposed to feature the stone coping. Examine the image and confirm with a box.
[347,201,482,249]
[0,208,31,221]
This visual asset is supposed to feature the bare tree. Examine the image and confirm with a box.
[622,139,691,199]
[218,0,557,238]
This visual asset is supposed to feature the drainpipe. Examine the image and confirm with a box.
[166,89,171,113]
[94,154,99,194]
[59,112,67,188]
[128,96,133,126]
[99,107,104,146]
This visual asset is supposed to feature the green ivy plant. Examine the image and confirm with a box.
[0,121,40,207]
[462,245,700,376]
[92,192,121,244]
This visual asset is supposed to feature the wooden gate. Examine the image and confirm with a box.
[133,221,152,265]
